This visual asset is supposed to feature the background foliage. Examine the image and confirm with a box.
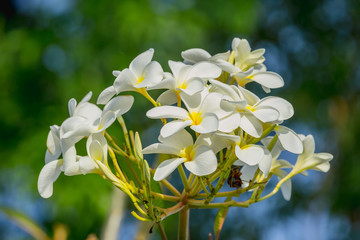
[0,0,359,239]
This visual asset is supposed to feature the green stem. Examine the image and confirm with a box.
[178,206,190,240]
[188,199,250,208]
[157,222,167,240]
[178,165,190,192]
[117,116,132,152]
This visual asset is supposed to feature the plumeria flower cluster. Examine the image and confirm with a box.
[39,38,333,239]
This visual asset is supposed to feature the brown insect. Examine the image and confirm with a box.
[227,166,243,188]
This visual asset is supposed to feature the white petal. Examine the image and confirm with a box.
[60,116,92,139]
[79,156,99,174]
[87,133,107,161]
[97,86,117,105]
[210,79,240,100]
[88,140,104,161]
[79,91,93,104]
[240,165,258,187]
[160,120,192,138]
[129,49,154,77]
[146,106,189,119]
[73,102,102,123]
[186,62,221,80]
[96,111,116,132]
[156,90,178,105]
[250,49,265,59]
[199,92,228,118]
[190,113,218,134]
[252,106,280,123]
[215,60,240,73]
[181,77,204,96]
[274,169,292,201]
[237,85,260,105]
[46,126,61,162]
[235,145,264,166]
[61,139,79,175]
[113,69,137,93]
[262,86,271,93]
[38,159,62,198]
[218,113,240,133]
[103,95,134,117]
[142,143,180,155]
[312,162,330,172]
[68,98,77,116]
[179,90,205,112]
[211,51,230,61]
[239,114,263,138]
[154,158,186,181]
[149,77,177,90]
[181,48,211,63]
[135,61,163,88]
[301,135,316,159]
[159,129,194,149]
[256,97,294,121]
[112,70,121,77]
[275,126,303,154]
[259,148,272,176]
[196,133,239,153]
[168,61,185,79]
[250,72,284,89]
[184,146,217,176]
[231,38,241,51]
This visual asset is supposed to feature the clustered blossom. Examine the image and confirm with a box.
[39,37,333,209]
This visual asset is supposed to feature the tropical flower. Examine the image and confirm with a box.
[38,133,107,198]
[97,49,163,104]
[61,92,133,175]
[146,88,226,138]
[291,134,333,175]
[211,79,293,138]
[233,144,272,177]
[151,60,221,105]
[142,130,218,181]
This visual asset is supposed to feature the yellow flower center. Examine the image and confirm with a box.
[245,105,255,112]
[137,76,145,84]
[189,111,203,125]
[179,146,195,162]
[179,81,187,89]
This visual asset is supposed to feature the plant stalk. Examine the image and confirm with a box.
[178,206,190,240]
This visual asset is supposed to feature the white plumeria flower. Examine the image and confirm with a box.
[142,130,218,181]
[38,133,107,198]
[97,49,163,104]
[234,144,272,177]
[274,125,303,154]
[45,125,61,164]
[151,60,221,105]
[233,66,284,93]
[218,38,284,93]
[196,132,240,154]
[232,38,266,71]
[181,48,230,64]
[60,92,134,175]
[211,80,293,138]
[291,134,333,174]
[181,48,237,73]
[146,88,226,138]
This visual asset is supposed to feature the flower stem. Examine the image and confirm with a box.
[178,165,190,192]
[157,222,168,240]
[178,206,190,240]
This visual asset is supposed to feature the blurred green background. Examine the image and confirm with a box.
[0,0,359,239]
